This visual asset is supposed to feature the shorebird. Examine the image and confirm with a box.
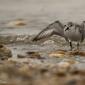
[64,22,84,50]
[33,20,68,41]
[32,21,85,50]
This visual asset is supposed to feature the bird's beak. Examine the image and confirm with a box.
[64,26,69,31]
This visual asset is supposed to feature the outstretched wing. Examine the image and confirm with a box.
[32,20,66,41]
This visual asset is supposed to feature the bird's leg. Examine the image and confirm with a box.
[77,42,80,51]
[69,41,73,51]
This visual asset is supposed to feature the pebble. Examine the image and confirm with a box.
[0,44,12,60]
[6,19,27,27]
[49,50,66,58]
[49,50,85,57]
[42,40,55,45]
[65,79,77,85]
[26,51,44,59]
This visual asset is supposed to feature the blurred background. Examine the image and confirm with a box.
[0,0,85,23]
[0,0,85,35]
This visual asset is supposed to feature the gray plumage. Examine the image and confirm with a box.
[64,22,84,42]
[33,20,68,41]
[81,21,85,37]
[64,22,85,50]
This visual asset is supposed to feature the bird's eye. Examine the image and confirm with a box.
[69,24,73,27]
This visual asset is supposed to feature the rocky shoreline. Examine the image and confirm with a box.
[0,43,84,85]
[0,58,84,85]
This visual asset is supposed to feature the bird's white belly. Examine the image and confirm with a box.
[64,30,82,42]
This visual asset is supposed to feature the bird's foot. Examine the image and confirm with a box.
[69,46,74,51]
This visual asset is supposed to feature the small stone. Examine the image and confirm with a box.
[49,50,66,58]
[18,65,32,76]
[62,59,79,65]
[42,40,55,45]
[66,50,85,56]
[17,54,26,58]
[69,67,80,75]
[65,79,77,85]
[40,68,48,74]
[72,63,85,75]
[58,62,71,69]
[0,44,12,60]
[26,51,43,59]
[56,67,67,77]
[6,19,27,27]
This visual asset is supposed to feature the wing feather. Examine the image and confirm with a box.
[32,20,66,41]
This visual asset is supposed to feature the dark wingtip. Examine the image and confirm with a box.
[32,36,41,41]
[32,37,38,41]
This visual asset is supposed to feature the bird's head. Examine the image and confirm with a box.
[64,22,73,31]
